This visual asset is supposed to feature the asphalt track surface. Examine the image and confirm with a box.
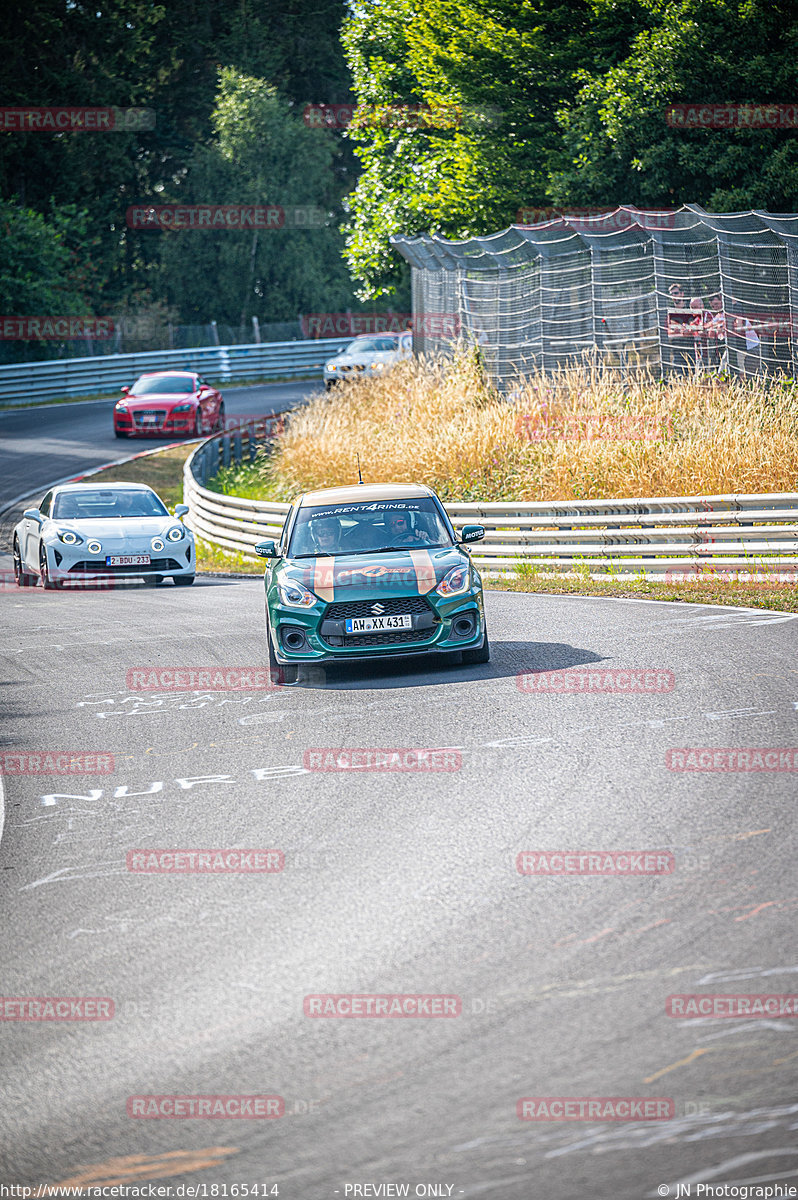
[2,388,798,1197]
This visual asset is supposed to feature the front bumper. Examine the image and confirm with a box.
[44,539,195,581]
[113,410,197,436]
[267,588,485,665]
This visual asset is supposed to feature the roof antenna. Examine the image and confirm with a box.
[356,453,364,485]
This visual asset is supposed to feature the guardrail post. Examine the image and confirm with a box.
[233,432,242,464]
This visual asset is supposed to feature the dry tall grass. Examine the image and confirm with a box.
[254,350,798,501]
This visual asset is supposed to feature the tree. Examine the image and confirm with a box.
[155,70,359,324]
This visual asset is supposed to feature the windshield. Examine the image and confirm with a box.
[345,337,398,355]
[53,489,169,519]
[289,498,454,557]
[131,374,196,395]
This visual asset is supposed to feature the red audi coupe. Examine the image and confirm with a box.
[113,371,224,438]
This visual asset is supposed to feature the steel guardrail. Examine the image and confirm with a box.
[184,425,798,577]
[0,338,351,405]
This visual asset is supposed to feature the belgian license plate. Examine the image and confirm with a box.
[106,555,151,566]
[345,614,412,633]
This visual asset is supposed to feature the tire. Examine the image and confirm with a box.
[214,403,225,432]
[267,611,297,684]
[192,411,202,438]
[173,574,195,586]
[114,427,128,438]
[39,545,58,590]
[462,628,490,665]
[13,539,37,587]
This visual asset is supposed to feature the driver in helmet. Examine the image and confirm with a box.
[311,515,342,554]
[384,508,431,546]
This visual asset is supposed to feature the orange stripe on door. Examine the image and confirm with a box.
[409,549,437,594]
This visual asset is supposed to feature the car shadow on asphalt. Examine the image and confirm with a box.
[290,641,607,691]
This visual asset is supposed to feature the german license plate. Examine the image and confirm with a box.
[345,614,411,633]
[106,555,151,566]
[140,415,158,424]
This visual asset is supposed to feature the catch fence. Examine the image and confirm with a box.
[393,205,798,390]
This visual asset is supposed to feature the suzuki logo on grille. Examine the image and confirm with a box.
[371,603,385,615]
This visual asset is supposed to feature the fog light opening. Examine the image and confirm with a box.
[281,627,308,652]
[453,614,476,639]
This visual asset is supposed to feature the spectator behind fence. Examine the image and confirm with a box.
[707,294,727,370]
[730,308,761,378]
[689,296,709,369]
[666,282,693,372]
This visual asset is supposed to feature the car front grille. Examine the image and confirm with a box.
[133,409,168,426]
[70,558,180,573]
[325,595,432,621]
[336,628,435,648]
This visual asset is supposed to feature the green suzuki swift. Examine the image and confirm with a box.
[255,483,489,682]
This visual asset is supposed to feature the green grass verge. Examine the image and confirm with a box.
[490,564,798,612]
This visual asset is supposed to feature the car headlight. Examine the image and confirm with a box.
[151,538,165,552]
[57,530,82,545]
[166,526,184,541]
[115,401,127,411]
[170,403,194,413]
[435,565,470,597]
[87,540,102,555]
[327,364,337,372]
[277,580,318,608]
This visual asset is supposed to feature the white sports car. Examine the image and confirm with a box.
[12,482,195,589]
[323,331,412,389]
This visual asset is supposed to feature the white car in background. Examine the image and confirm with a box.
[12,482,195,589]
[324,330,412,389]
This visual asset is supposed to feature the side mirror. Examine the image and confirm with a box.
[458,524,485,544]
[254,539,278,558]
[121,385,130,394]
[23,508,43,524]
[174,504,189,519]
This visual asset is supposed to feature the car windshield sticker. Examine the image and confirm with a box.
[306,502,423,519]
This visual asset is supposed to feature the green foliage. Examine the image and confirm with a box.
[155,70,357,324]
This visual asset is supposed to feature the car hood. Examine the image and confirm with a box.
[328,351,398,366]
[47,517,179,537]
[278,546,467,603]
